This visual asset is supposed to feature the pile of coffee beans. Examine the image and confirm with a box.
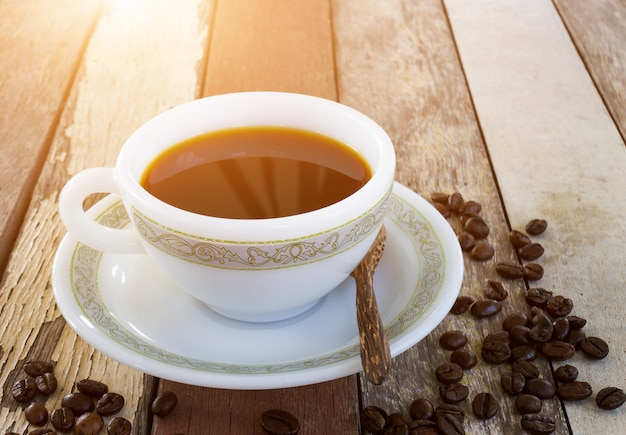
[9,360,179,434]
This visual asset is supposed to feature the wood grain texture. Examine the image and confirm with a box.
[554,0,626,142]
[334,0,569,433]
[445,0,626,432]
[0,0,101,279]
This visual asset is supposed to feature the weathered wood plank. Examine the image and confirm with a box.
[0,0,101,279]
[445,0,626,432]
[0,0,210,433]
[154,0,358,434]
[554,0,626,142]
[334,0,569,433]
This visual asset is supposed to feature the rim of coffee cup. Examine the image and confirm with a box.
[116,92,396,241]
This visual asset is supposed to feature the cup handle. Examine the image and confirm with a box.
[59,167,144,254]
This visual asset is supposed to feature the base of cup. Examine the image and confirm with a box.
[207,298,322,323]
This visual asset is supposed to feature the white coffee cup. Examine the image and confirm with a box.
[59,92,396,322]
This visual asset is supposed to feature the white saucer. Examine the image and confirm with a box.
[52,182,463,389]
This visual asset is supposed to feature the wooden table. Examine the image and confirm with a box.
[1,0,625,433]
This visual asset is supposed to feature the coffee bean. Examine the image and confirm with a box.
[540,341,575,361]
[388,412,408,426]
[447,192,464,213]
[484,330,511,345]
[523,263,544,280]
[434,407,464,435]
[525,288,553,307]
[434,202,451,218]
[409,398,433,420]
[439,331,467,350]
[28,429,56,435]
[545,295,573,318]
[439,383,469,404]
[554,364,578,383]
[96,392,125,416]
[566,328,586,349]
[459,200,482,215]
[464,216,489,239]
[501,371,526,395]
[495,261,524,279]
[510,345,538,362]
[596,387,626,410]
[484,280,508,301]
[50,406,76,431]
[35,372,58,395]
[551,317,570,341]
[509,230,531,249]
[25,402,48,426]
[383,423,408,435]
[519,243,544,261]
[557,381,592,401]
[108,416,132,435]
[406,419,438,434]
[152,391,178,417]
[459,212,480,226]
[11,377,37,402]
[481,340,511,364]
[74,411,104,435]
[469,242,494,261]
[472,392,499,420]
[525,378,556,399]
[470,299,501,318]
[450,296,474,315]
[450,349,477,370]
[457,232,474,252]
[528,311,553,343]
[502,312,529,331]
[511,360,540,379]
[360,406,387,433]
[435,362,464,384]
[515,394,542,414]
[77,379,109,398]
[566,315,587,330]
[580,336,609,360]
[509,325,531,345]
[525,219,548,235]
[520,413,556,434]
[430,192,449,205]
[62,392,94,415]
[24,360,54,377]
[260,409,300,435]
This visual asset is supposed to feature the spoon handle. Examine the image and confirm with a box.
[354,261,392,385]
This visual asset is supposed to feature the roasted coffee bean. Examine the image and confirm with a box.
[25,402,48,426]
[450,349,477,370]
[108,416,132,435]
[510,345,538,362]
[74,411,104,435]
[515,394,542,414]
[509,325,531,345]
[566,328,586,349]
[525,378,556,399]
[447,192,464,213]
[435,363,464,384]
[406,419,438,435]
[383,423,408,435]
[519,243,544,261]
[431,192,449,205]
[596,387,626,410]
[434,202,451,218]
[503,312,529,331]
[35,372,58,395]
[459,200,482,215]
[509,230,531,249]
[540,341,575,361]
[459,212,479,226]
[484,330,511,345]
[152,391,178,417]
[566,315,587,330]
[580,336,609,360]
[77,379,109,398]
[388,412,408,426]
[528,312,553,343]
[523,263,544,280]
[472,392,499,420]
[96,392,125,416]
[481,340,511,364]
[520,413,556,434]
[464,216,489,239]
[439,383,469,404]
[62,392,94,415]
[501,371,526,395]
[24,360,54,377]
[484,280,507,301]
[470,299,501,318]
[557,381,592,401]
[545,295,573,318]
[525,288,553,307]
[450,296,474,315]
[11,377,37,402]
[551,317,570,341]
[511,360,540,379]
[457,232,474,251]
[495,262,525,279]
[28,429,56,435]
[360,406,387,433]
[554,364,578,383]
[469,242,494,261]
[50,406,75,431]
[439,331,467,350]
[409,398,433,420]
[260,409,300,435]
[434,407,464,435]
[525,219,548,235]
[436,403,465,420]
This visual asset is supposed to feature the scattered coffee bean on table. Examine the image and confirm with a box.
[50,406,76,431]
[557,381,593,401]
[484,280,508,302]
[108,416,133,435]
[470,299,502,318]
[152,391,178,417]
[554,364,578,383]
[525,219,548,235]
[35,372,58,395]
[439,330,467,350]
[458,231,474,251]
[470,241,494,261]
[74,411,104,434]
[28,429,56,435]
[360,406,387,432]
[439,382,469,403]
[62,391,95,415]
[511,360,540,379]
[519,242,544,261]
[501,371,526,395]
[96,392,125,416]
[540,341,576,361]
[595,387,626,410]
[515,394,542,414]
[520,413,556,434]
[580,336,610,360]
[435,362,464,384]
[24,360,54,377]
[24,402,49,426]
[450,296,474,315]
[472,392,499,420]
[509,229,532,249]
[409,398,433,420]
[260,409,300,435]
[523,263,544,280]
[77,378,109,398]
[481,340,511,364]
[495,262,525,279]
[11,377,37,402]
[450,349,478,370]
[525,378,556,400]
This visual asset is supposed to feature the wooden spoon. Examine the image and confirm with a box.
[351,225,391,385]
